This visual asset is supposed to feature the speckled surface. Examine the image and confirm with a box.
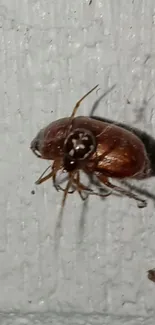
[1,0,155,324]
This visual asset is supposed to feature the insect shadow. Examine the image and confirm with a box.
[78,87,155,238]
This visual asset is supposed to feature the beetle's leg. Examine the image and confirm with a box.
[70,85,99,118]
[35,160,63,191]
[96,173,147,207]
[35,166,53,185]
[54,183,75,194]
[53,169,76,194]
[73,171,111,200]
[35,162,76,199]
[55,172,87,197]
[73,172,90,200]
[52,160,66,191]
[53,180,75,194]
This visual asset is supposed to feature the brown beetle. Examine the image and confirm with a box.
[30,85,151,212]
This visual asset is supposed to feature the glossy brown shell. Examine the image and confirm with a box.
[31,116,150,179]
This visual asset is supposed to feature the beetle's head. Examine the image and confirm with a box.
[30,129,44,158]
[30,118,70,160]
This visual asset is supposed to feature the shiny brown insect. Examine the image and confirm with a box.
[30,85,151,213]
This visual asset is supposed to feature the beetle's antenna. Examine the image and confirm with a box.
[70,84,99,119]
[65,84,99,137]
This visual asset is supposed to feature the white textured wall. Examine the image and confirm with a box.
[1,0,155,324]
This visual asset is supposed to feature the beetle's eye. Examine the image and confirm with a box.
[64,128,96,160]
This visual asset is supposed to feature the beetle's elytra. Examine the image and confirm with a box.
[30,85,151,212]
